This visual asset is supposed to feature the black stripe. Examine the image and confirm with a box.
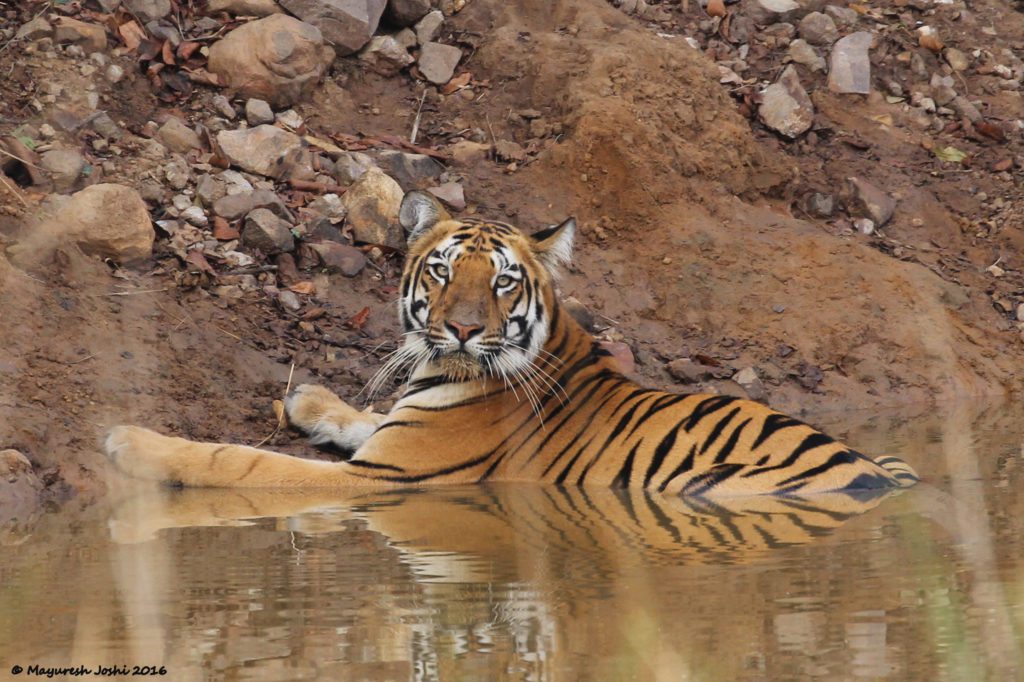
[698,406,742,455]
[682,395,740,432]
[375,448,497,483]
[345,458,407,473]
[681,463,747,497]
[657,444,697,492]
[713,417,752,463]
[776,450,860,487]
[612,440,641,488]
[626,394,691,437]
[372,420,423,431]
[741,432,835,478]
[643,421,685,488]
[751,413,804,449]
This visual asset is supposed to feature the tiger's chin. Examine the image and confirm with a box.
[438,352,487,382]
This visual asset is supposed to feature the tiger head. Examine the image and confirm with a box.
[391,190,576,383]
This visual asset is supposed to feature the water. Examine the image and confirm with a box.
[1,402,1023,681]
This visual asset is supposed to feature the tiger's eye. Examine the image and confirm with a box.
[496,275,513,288]
[433,264,449,279]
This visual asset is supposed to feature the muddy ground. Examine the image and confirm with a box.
[0,0,1022,512]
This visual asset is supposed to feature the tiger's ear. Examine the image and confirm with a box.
[530,218,576,272]
[400,190,450,244]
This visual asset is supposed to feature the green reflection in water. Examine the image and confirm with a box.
[0,401,1023,681]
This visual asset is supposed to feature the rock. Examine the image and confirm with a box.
[105,64,125,83]
[758,65,814,139]
[157,117,202,154]
[211,95,237,119]
[802,192,834,217]
[824,5,857,27]
[213,193,256,220]
[15,17,53,41]
[275,109,304,130]
[828,32,873,95]
[277,289,302,311]
[414,10,444,45]
[448,140,490,165]
[845,177,896,226]
[208,0,283,15]
[207,14,334,109]
[950,96,981,123]
[90,113,123,140]
[1016,303,1024,322]
[53,18,107,52]
[745,0,799,25]
[306,193,346,223]
[245,98,275,126]
[797,12,838,45]
[854,218,875,235]
[181,206,209,227]
[386,0,431,27]
[394,28,417,50]
[359,35,414,76]
[733,367,767,401]
[0,449,42,526]
[216,125,312,179]
[278,0,387,55]
[309,241,366,275]
[51,184,154,261]
[242,208,295,253]
[125,0,171,22]
[147,20,182,46]
[40,149,87,194]
[332,151,377,184]
[375,150,444,190]
[787,39,826,72]
[417,42,462,85]
[427,182,465,210]
[493,140,526,163]
[944,48,969,72]
[930,73,956,106]
[667,359,715,383]
[341,169,405,249]
[599,341,636,375]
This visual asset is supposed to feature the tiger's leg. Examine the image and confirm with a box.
[284,384,385,452]
[104,425,381,488]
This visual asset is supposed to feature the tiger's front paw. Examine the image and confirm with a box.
[105,425,184,484]
[284,384,382,450]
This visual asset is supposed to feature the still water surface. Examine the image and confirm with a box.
[1,402,1023,680]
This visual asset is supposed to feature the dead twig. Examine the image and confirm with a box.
[223,265,279,276]
[0,147,43,170]
[409,88,427,145]
[287,178,348,194]
[254,362,295,448]
[100,288,171,296]
[0,174,28,207]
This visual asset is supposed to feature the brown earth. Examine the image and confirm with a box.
[0,0,1022,511]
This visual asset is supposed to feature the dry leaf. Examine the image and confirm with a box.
[917,27,943,52]
[706,0,727,17]
[272,399,286,426]
[440,71,472,95]
[186,249,216,274]
[975,121,1006,142]
[345,306,371,330]
[212,216,240,241]
[177,41,201,60]
[289,281,317,295]
[118,20,146,51]
[991,158,1013,172]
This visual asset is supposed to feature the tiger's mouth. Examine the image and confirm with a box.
[437,351,486,381]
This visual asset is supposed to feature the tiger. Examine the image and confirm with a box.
[104,190,919,496]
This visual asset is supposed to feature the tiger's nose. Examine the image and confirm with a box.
[446,320,484,343]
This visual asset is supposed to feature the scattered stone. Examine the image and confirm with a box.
[987,264,1005,278]
[845,177,896,226]
[105,64,125,83]
[125,0,172,22]
[733,367,767,401]
[309,241,366,276]
[216,125,311,179]
[220,169,254,194]
[394,28,418,50]
[600,341,636,375]
[746,0,799,25]
[448,140,490,165]
[207,0,283,15]
[375,150,444,190]
[427,182,466,211]
[275,109,304,130]
[415,10,444,45]
[802,192,834,217]
[213,193,255,220]
[341,169,405,249]
[493,140,526,163]
[944,48,969,72]
[332,151,377,184]
[828,31,873,95]
[0,449,42,523]
[667,359,715,383]
[242,208,295,254]
[181,206,209,227]
[787,39,825,72]
[306,193,346,223]
[50,184,154,261]
[758,65,814,139]
[211,95,237,119]
[930,73,957,106]
[359,35,414,76]
[950,96,981,123]
[1016,303,1024,322]
[386,0,431,27]
[53,17,107,53]
[157,117,202,154]
[40,149,87,194]
[245,98,275,126]
[16,17,53,41]
[854,218,875,235]
[417,42,462,85]
[824,5,857,27]
[798,12,838,45]
[38,124,56,139]
[277,289,302,311]
[562,296,596,331]
[207,14,334,109]
[278,0,387,55]
[172,195,193,212]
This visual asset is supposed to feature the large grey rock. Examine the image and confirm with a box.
[787,39,825,72]
[278,0,386,55]
[214,189,293,220]
[758,65,814,139]
[828,31,873,94]
[417,42,461,85]
[745,0,798,24]
[310,241,366,276]
[125,0,171,22]
[51,184,154,261]
[385,0,431,27]
[375,150,443,190]
[157,116,202,154]
[40,149,87,194]
[216,125,313,180]
[53,17,107,52]
[207,14,334,108]
[414,10,443,44]
[245,98,275,125]
[824,5,857,27]
[845,177,896,226]
[332,151,377,184]
[242,208,295,253]
[358,35,414,76]
[341,169,405,249]
[207,0,283,15]
[15,17,53,41]
[798,12,838,45]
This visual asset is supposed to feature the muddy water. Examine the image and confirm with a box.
[1,403,1023,681]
